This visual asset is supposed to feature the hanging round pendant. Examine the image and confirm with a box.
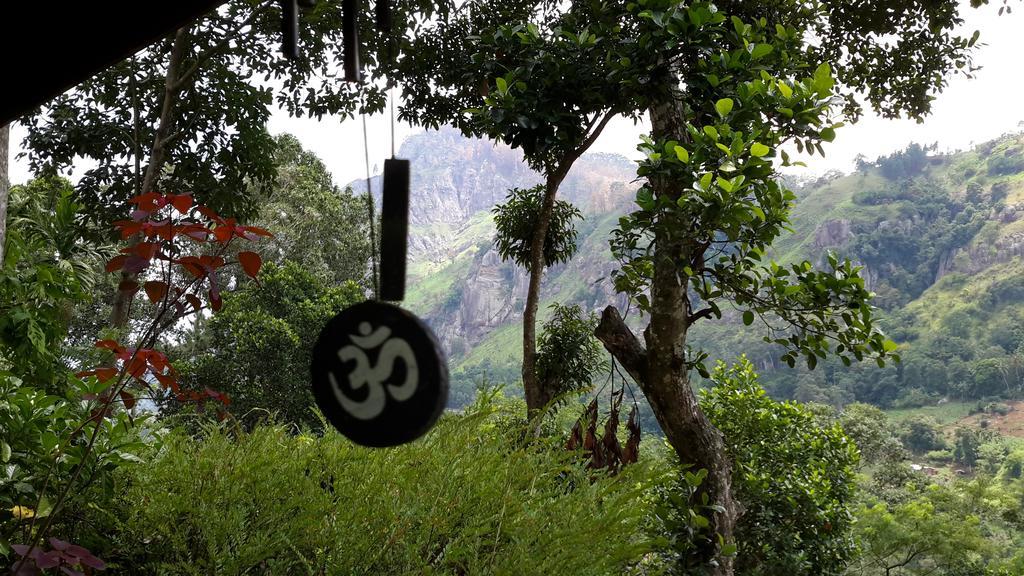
[311,301,448,447]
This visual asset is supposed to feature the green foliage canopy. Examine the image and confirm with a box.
[535,303,605,405]
[181,261,363,428]
[702,358,860,575]
[492,185,582,271]
[252,134,372,285]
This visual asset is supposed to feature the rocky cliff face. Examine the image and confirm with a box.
[357,128,639,359]
[935,202,1024,281]
[813,219,853,249]
[372,129,1024,388]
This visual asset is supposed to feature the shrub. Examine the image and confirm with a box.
[110,397,666,575]
[179,260,364,429]
[535,303,605,406]
[927,449,954,463]
[701,358,859,576]
[0,373,159,563]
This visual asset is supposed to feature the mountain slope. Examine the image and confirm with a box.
[386,129,1024,408]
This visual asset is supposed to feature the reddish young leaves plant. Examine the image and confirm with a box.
[14,191,271,575]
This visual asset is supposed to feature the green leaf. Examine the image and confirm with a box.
[699,173,714,191]
[820,127,836,142]
[813,63,834,94]
[750,43,773,60]
[750,142,770,157]
[882,339,899,353]
[674,146,689,163]
[715,98,734,117]
[1,441,10,463]
[703,125,720,140]
[495,77,508,94]
[777,82,792,99]
[742,310,754,326]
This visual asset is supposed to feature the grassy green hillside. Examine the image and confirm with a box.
[408,132,1024,409]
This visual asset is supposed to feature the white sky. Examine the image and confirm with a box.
[7,1,1023,187]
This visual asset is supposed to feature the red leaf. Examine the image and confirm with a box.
[154,372,178,392]
[35,551,61,569]
[169,194,193,213]
[113,220,143,239]
[94,339,120,351]
[196,205,222,223]
[126,353,149,378]
[176,256,205,278]
[118,280,140,294]
[11,544,29,556]
[212,225,233,243]
[105,255,127,273]
[185,294,202,312]
[241,225,273,238]
[99,367,118,382]
[176,223,210,242]
[76,367,119,383]
[49,538,69,552]
[199,255,225,269]
[128,242,159,259]
[143,281,168,304]
[238,251,262,280]
[119,390,136,410]
[147,350,169,371]
[129,192,162,207]
[147,219,175,241]
[122,255,151,274]
[210,290,223,312]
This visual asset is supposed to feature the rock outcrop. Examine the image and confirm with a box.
[353,128,639,358]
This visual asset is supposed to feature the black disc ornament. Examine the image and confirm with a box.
[311,301,448,447]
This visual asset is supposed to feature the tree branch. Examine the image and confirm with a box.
[594,305,648,389]
[689,307,715,323]
[173,0,275,92]
[578,109,617,156]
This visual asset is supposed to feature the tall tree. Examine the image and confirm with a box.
[593,1,976,571]
[19,0,443,332]
[399,2,976,569]
[252,133,372,285]
[398,1,649,415]
[399,1,974,569]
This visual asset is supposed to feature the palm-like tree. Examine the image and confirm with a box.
[1,177,114,388]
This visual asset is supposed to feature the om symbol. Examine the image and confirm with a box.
[328,321,419,420]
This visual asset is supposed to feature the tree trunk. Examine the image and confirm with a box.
[594,76,739,574]
[520,112,617,419]
[109,27,190,330]
[522,170,568,417]
[0,123,9,264]
[596,303,738,573]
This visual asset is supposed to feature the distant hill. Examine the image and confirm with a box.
[371,128,1024,409]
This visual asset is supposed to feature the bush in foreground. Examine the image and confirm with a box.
[108,396,668,575]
